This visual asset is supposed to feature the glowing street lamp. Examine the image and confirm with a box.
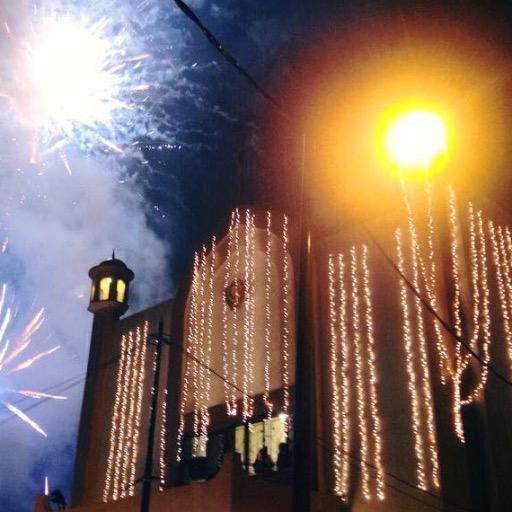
[384,109,447,170]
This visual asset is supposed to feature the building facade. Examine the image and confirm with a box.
[36,185,512,512]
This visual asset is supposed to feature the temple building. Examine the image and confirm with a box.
[35,182,512,512]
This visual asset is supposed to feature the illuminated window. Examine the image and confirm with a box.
[116,280,126,303]
[99,277,112,301]
[234,416,288,475]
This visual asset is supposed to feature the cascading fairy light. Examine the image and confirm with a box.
[199,237,216,448]
[221,213,235,415]
[448,187,463,341]
[159,389,168,491]
[103,322,148,501]
[401,181,448,382]
[361,245,385,500]
[448,187,466,443]
[337,253,351,499]
[241,210,252,421]
[410,231,440,488]
[350,246,371,500]
[128,322,148,496]
[424,182,449,382]
[192,247,207,453]
[450,203,481,442]
[281,214,291,427]
[496,224,512,375]
[121,329,140,497]
[103,331,128,502]
[263,211,273,417]
[249,213,257,412]
[176,252,200,462]
[113,327,135,500]
[461,210,491,404]
[459,206,491,408]
[328,254,343,497]
[230,209,241,415]
[501,227,512,315]
[505,227,512,269]
[402,183,440,488]
[488,222,512,377]
[395,228,428,491]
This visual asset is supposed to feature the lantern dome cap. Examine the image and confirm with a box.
[88,252,134,282]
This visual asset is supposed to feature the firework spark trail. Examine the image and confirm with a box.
[3,400,48,437]
[7,344,61,374]
[13,389,66,400]
[0,286,64,436]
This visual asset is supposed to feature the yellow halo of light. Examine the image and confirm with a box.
[384,109,447,170]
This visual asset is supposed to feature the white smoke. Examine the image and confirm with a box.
[0,151,170,510]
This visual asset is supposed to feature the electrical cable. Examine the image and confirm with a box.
[171,0,285,115]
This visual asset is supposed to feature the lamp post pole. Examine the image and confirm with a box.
[140,320,165,512]
[291,133,315,512]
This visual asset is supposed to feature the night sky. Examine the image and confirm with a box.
[2,1,512,510]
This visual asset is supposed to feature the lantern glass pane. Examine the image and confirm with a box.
[116,279,126,303]
[98,277,112,301]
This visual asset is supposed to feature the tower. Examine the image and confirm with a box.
[71,254,134,506]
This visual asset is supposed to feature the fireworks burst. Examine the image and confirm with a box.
[0,0,180,169]
[0,283,65,437]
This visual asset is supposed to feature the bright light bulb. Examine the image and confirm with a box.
[384,110,446,169]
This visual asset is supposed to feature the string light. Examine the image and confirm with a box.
[263,211,273,417]
[350,246,371,500]
[114,327,135,500]
[103,331,128,502]
[176,251,200,461]
[336,253,351,500]
[247,212,257,416]
[460,206,491,406]
[401,183,440,487]
[395,228,428,491]
[103,322,148,501]
[448,187,466,443]
[192,247,207,453]
[200,237,216,448]
[328,254,343,498]
[230,209,241,415]
[221,213,235,415]
[281,213,291,428]
[121,327,141,497]
[159,388,168,491]
[361,245,385,500]
[462,209,491,403]
[128,322,148,496]
[242,210,253,421]
[488,222,512,374]
[424,182,449,382]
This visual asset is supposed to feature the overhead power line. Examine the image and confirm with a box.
[171,0,285,114]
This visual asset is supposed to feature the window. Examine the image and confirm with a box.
[90,282,96,301]
[98,277,112,301]
[234,415,288,475]
[116,279,126,303]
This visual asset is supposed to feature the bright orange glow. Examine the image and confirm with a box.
[384,110,446,170]
[267,14,510,223]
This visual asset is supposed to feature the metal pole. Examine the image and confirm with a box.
[291,133,313,512]
[140,320,164,512]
